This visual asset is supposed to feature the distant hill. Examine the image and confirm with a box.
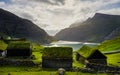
[55,13,120,42]
[0,8,54,44]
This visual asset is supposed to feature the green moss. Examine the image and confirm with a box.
[77,45,96,58]
[32,43,44,52]
[42,47,73,58]
[32,52,42,64]
[7,41,30,50]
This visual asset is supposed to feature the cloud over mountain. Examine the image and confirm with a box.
[0,0,120,35]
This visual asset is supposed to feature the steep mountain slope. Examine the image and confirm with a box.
[55,13,120,42]
[104,26,120,40]
[0,8,53,44]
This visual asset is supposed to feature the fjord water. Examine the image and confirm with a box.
[45,41,99,51]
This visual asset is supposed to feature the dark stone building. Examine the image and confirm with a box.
[87,50,107,65]
[6,41,32,57]
[42,47,73,70]
[76,45,107,65]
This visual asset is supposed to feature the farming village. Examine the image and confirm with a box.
[0,37,120,75]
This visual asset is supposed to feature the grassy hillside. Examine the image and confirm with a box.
[107,53,120,66]
[98,36,120,51]
[0,40,7,51]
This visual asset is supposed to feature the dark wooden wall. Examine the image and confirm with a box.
[6,49,31,57]
[88,59,107,65]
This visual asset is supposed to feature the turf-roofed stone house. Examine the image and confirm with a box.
[6,41,32,57]
[42,47,73,70]
[76,45,107,65]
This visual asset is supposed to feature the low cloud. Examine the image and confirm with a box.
[0,0,120,35]
[31,0,65,5]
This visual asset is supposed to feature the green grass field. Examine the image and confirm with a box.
[0,66,42,72]
[0,72,107,75]
[106,53,120,66]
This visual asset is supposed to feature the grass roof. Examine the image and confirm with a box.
[7,41,31,50]
[77,45,97,58]
[42,47,73,59]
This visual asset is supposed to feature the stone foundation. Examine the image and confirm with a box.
[0,58,37,66]
[42,58,72,70]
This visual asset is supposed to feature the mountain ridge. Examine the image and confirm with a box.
[0,8,54,44]
[55,13,120,42]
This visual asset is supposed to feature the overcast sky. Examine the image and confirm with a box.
[0,0,120,35]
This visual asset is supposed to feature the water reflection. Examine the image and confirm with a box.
[44,41,99,51]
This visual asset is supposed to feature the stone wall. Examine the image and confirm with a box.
[0,58,37,66]
[42,58,72,70]
[88,59,107,65]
